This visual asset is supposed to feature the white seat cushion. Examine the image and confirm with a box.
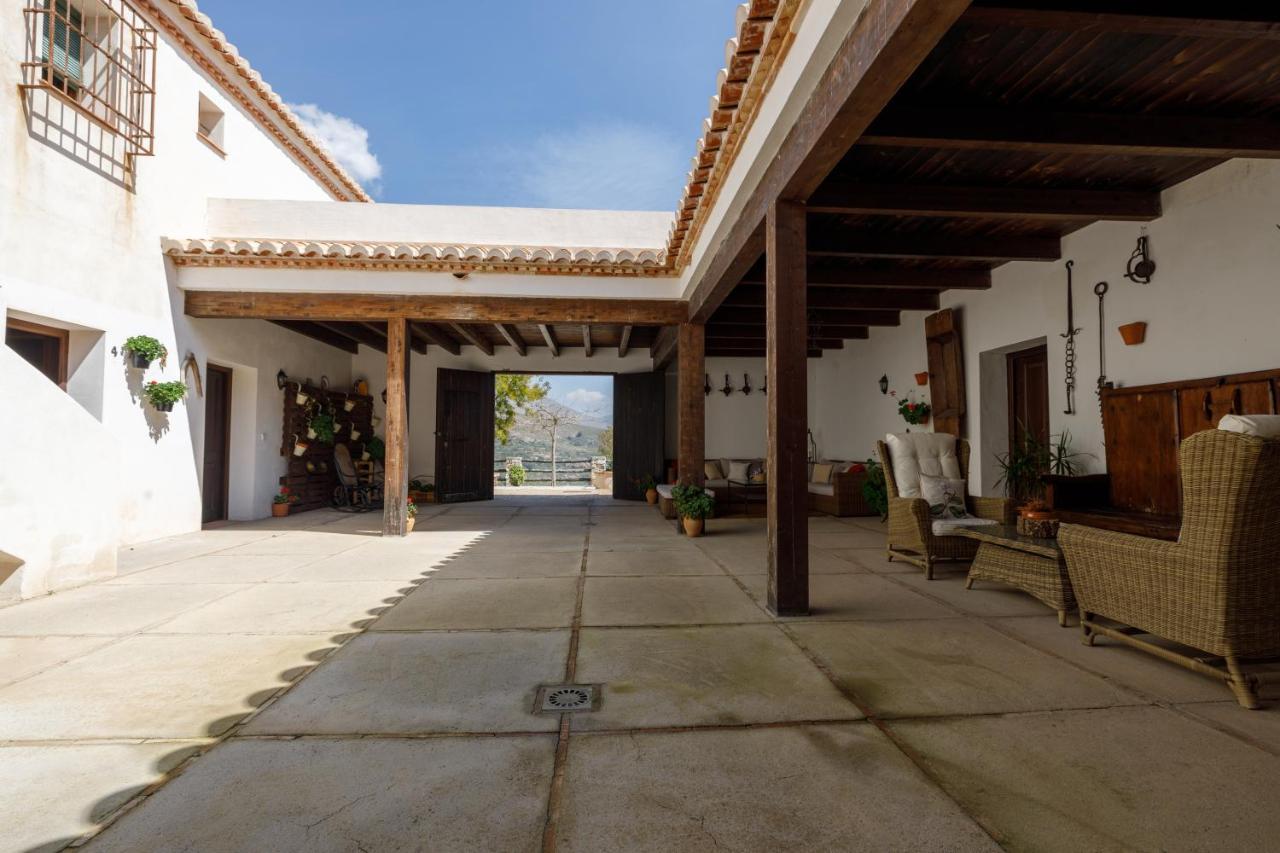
[657,484,715,499]
[1219,415,1280,439]
[932,516,998,536]
[885,432,962,498]
[807,483,835,496]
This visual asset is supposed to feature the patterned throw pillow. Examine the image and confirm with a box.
[704,460,724,481]
[920,474,968,519]
[810,463,833,484]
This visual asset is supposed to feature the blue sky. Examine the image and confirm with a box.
[198,0,733,209]
[539,375,613,423]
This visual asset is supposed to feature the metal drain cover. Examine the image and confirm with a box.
[535,683,601,714]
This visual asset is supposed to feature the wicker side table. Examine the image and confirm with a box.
[957,525,1077,626]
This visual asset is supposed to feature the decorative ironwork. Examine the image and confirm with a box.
[1124,235,1156,285]
[1060,261,1082,415]
[1094,281,1110,405]
[21,0,157,157]
[742,374,752,395]
[720,373,734,396]
[703,373,712,397]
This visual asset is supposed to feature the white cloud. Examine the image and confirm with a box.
[497,122,686,211]
[289,102,383,192]
[564,388,605,408]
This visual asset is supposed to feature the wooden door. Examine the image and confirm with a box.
[925,309,965,437]
[1007,344,1049,453]
[613,372,666,500]
[202,364,232,523]
[434,368,495,503]
[1102,389,1181,516]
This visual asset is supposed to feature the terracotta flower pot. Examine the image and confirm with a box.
[645,488,658,505]
[405,516,416,533]
[1118,321,1147,346]
[272,503,289,517]
[683,516,704,538]
[914,372,929,385]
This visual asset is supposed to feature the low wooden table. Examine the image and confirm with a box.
[956,524,1077,626]
[726,478,766,517]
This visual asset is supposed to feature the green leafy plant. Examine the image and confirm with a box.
[406,498,418,518]
[365,436,385,462]
[672,482,714,520]
[995,427,1091,502]
[897,396,932,425]
[409,478,434,493]
[143,380,186,409]
[508,464,526,487]
[632,473,657,492]
[861,458,888,520]
[273,486,291,505]
[494,374,549,445]
[123,335,167,367]
[308,412,336,444]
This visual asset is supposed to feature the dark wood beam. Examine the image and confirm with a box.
[383,318,409,537]
[709,322,870,340]
[709,334,847,349]
[808,230,1061,262]
[709,348,824,358]
[414,323,462,356]
[311,321,386,354]
[766,199,809,616]
[184,291,688,325]
[687,0,972,322]
[677,324,705,487]
[963,3,1280,41]
[714,306,901,327]
[808,183,1161,221]
[582,326,593,358]
[447,323,494,356]
[269,320,358,354]
[495,324,526,356]
[538,324,560,357]
[863,107,1280,159]
[618,325,633,358]
[651,325,678,370]
[725,285,939,312]
[742,264,991,290]
[401,323,429,355]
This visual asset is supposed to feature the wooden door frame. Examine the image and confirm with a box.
[6,317,69,390]
[204,363,234,524]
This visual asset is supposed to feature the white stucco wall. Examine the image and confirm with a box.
[0,3,342,599]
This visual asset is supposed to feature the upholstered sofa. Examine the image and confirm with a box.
[807,460,875,517]
[702,458,766,509]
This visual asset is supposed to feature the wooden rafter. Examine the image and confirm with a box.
[714,306,902,327]
[742,265,991,290]
[725,285,939,312]
[495,323,527,356]
[651,325,679,369]
[807,183,1161,221]
[709,347,823,358]
[309,321,386,354]
[962,3,1280,41]
[538,324,560,357]
[708,322,870,340]
[863,108,1280,160]
[269,320,358,354]
[412,322,462,356]
[582,325,593,357]
[808,231,1061,262]
[447,323,494,356]
[618,325,633,358]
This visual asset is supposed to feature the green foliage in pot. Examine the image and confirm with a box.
[409,478,434,493]
[365,435,385,462]
[508,464,526,487]
[995,427,1091,502]
[143,380,186,408]
[406,498,418,518]
[633,473,657,492]
[672,482,714,520]
[308,412,336,444]
[861,458,888,520]
[123,335,167,366]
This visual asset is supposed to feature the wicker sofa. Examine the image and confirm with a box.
[1059,426,1280,709]
[876,434,1012,579]
[807,461,875,517]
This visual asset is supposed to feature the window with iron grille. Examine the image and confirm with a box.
[21,0,157,158]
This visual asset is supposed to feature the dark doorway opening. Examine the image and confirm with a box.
[435,368,495,503]
[6,318,68,389]
[202,364,233,524]
[1007,343,1049,455]
[613,372,666,501]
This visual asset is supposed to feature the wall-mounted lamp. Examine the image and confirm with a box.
[276,369,289,390]
[879,375,890,395]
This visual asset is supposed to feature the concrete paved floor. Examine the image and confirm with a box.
[3,498,1279,852]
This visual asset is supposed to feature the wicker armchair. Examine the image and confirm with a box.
[1059,429,1280,709]
[876,437,1012,579]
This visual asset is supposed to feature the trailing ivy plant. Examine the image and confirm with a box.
[123,335,167,367]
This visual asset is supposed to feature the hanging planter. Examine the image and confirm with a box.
[143,380,186,413]
[295,386,310,406]
[915,372,929,386]
[123,335,167,370]
[1118,321,1147,346]
[349,427,362,441]
[308,412,336,444]
[897,396,932,426]
[360,449,371,462]
[291,434,310,456]
[343,397,356,412]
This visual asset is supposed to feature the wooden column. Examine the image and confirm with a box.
[383,317,409,536]
[766,199,809,615]
[677,323,706,486]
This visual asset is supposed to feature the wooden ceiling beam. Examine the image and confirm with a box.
[725,285,939,312]
[582,325,593,357]
[538,324,560,357]
[495,324,527,356]
[709,333,847,349]
[651,325,679,369]
[808,230,1061,262]
[446,323,494,356]
[401,323,430,355]
[618,325,633,358]
[412,322,462,356]
[269,320,359,354]
[742,265,991,290]
[709,322,870,340]
[311,321,387,354]
[713,307,901,327]
[862,107,1280,159]
[962,3,1280,41]
[808,183,1160,221]
[708,347,824,359]
[184,291,688,325]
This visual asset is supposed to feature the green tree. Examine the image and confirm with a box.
[494,374,549,445]
[597,426,614,461]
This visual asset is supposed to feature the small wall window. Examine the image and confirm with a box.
[6,317,69,389]
[197,93,225,155]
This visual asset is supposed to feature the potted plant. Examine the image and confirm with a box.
[405,498,418,533]
[634,474,658,504]
[349,425,361,441]
[861,458,888,520]
[291,433,310,457]
[673,482,714,537]
[409,478,436,504]
[508,464,526,487]
[343,397,356,412]
[996,428,1091,507]
[294,385,310,406]
[272,486,291,517]
[308,412,336,444]
[143,379,186,412]
[123,335,167,370]
[897,395,932,426]
[366,436,385,463]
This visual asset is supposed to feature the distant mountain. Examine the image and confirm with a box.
[495,403,611,463]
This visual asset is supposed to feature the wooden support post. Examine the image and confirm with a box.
[766,200,808,616]
[677,323,706,486]
[383,317,409,536]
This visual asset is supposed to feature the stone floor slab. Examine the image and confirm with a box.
[430,550,583,579]
[149,581,407,634]
[581,576,768,626]
[107,554,310,585]
[574,625,860,730]
[555,725,996,852]
[86,737,555,853]
[0,584,247,636]
[784,574,961,622]
[244,630,568,734]
[0,636,115,689]
[586,548,721,576]
[895,572,1058,619]
[371,577,578,630]
[892,706,1280,852]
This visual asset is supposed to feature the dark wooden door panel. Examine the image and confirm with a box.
[613,372,665,500]
[434,368,495,503]
[925,309,965,437]
[1102,389,1180,516]
[1008,344,1049,453]
[1177,380,1275,439]
[202,364,232,523]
